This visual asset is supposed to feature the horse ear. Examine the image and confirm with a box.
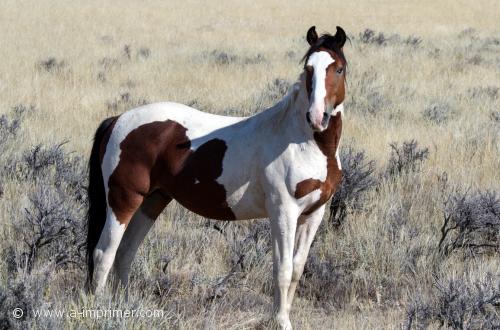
[306,26,318,46]
[333,26,347,48]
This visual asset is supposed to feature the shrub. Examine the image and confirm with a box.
[10,143,87,199]
[439,189,499,256]
[137,47,151,60]
[225,221,271,273]
[242,53,266,65]
[422,101,454,125]
[359,29,390,46]
[98,57,120,70]
[365,91,388,115]
[359,29,422,47]
[210,50,238,65]
[0,104,35,152]
[298,254,350,308]
[490,111,500,123]
[468,86,499,100]
[17,185,86,272]
[0,270,58,329]
[208,50,265,66]
[37,57,66,73]
[20,143,68,180]
[199,220,272,303]
[385,140,429,177]
[2,141,87,273]
[122,45,132,60]
[329,146,377,226]
[0,114,21,140]
[405,275,500,329]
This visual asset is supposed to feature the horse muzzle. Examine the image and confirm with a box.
[306,111,331,132]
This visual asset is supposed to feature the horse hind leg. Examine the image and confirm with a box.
[113,191,171,296]
[92,188,144,293]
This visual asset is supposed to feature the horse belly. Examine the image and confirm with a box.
[161,137,265,221]
[166,179,265,221]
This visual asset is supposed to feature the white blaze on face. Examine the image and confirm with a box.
[306,51,334,129]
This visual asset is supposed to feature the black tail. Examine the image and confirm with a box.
[86,117,116,290]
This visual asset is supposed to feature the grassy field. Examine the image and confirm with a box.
[0,0,499,329]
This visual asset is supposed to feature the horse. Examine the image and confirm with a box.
[86,25,347,329]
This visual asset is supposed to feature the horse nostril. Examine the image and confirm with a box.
[306,112,311,123]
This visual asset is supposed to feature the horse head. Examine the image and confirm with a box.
[303,26,347,132]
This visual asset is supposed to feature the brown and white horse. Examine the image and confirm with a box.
[87,26,347,329]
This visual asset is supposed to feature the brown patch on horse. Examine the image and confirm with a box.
[99,116,119,164]
[294,113,342,215]
[108,120,235,225]
[167,138,236,220]
[325,50,346,108]
[295,179,322,199]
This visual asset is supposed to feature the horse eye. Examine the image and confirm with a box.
[336,67,343,74]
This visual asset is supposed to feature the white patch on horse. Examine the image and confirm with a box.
[333,103,344,171]
[332,102,344,117]
[306,51,334,127]
[335,146,342,171]
[92,210,126,292]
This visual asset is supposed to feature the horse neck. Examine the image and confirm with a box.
[252,73,343,157]
[250,74,312,140]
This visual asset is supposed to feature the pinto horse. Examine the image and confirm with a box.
[87,26,347,329]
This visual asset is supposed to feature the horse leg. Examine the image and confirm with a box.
[92,188,143,293]
[268,201,300,330]
[113,191,171,296]
[286,205,325,312]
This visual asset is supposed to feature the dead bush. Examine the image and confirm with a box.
[17,185,86,272]
[439,189,499,256]
[405,274,500,329]
[422,101,454,125]
[37,57,66,73]
[329,146,377,226]
[385,140,429,178]
[359,29,422,47]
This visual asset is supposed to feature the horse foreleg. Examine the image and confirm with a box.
[286,205,325,312]
[113,192,171,297]
[268,202,300,330]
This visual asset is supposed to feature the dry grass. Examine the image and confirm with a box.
[0,0,499,329]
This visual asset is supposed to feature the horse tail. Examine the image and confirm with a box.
[86,116,116,289]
